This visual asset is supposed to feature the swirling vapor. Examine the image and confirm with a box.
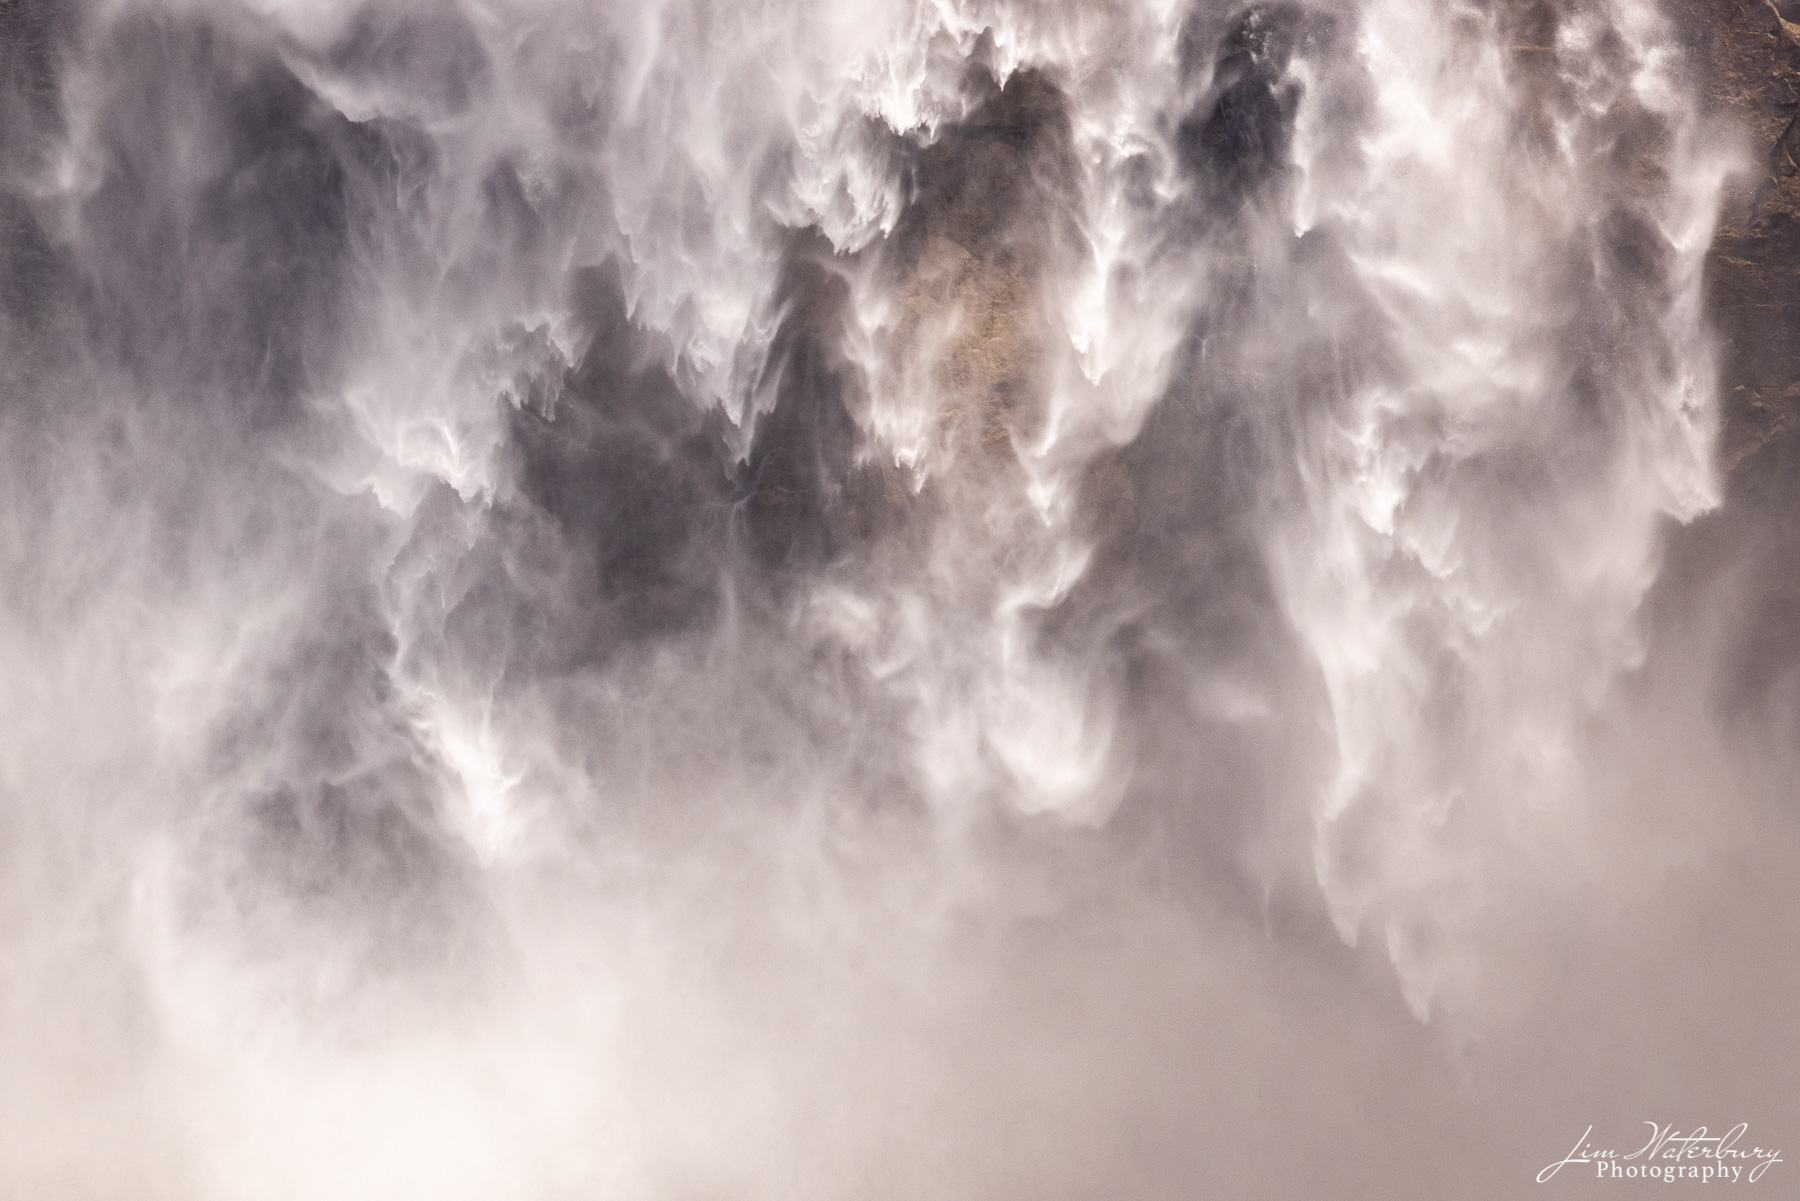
[0,1,1795,1197]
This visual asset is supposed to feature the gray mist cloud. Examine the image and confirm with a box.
[0,1,1794,1198]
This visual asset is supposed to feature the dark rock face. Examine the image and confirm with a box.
[1678,0,1800,475]
[1662,0,1800,742]
[1176,4,1305,204]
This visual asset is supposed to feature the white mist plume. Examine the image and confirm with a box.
[1,0,1795,1198]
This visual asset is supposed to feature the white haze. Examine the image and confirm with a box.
[0,0,1795,1197]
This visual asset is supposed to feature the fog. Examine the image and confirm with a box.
[0,0,1794,1197]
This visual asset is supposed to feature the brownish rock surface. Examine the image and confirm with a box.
[1680,0,1800,474]
[1658,1,1800,735]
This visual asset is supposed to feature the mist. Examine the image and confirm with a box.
[1,0,1795,1197]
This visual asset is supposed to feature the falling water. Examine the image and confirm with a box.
[0,0,1793,1197]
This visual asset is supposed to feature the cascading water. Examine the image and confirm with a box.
[0,1,1793,1197]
